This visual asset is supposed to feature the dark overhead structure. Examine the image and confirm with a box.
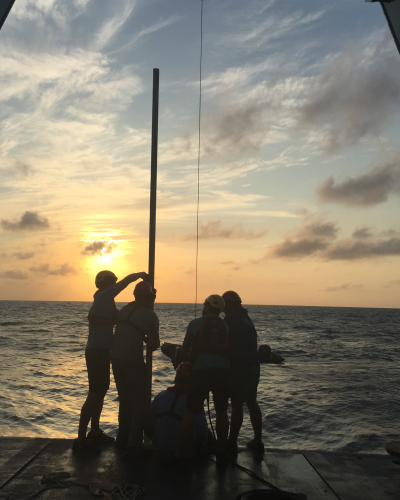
[0,0,16,31]
[366,0,400,54]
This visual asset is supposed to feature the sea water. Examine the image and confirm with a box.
[0,301,399,453]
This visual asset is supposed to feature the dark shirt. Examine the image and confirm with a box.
[225,310,259,370]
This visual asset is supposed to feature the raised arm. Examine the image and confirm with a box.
[113,272,149,296]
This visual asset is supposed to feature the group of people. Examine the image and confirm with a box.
[73,270,264,465]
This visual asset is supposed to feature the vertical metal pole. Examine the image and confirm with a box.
[146,68,159,406]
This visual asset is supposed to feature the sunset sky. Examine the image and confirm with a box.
[0,0,399,308]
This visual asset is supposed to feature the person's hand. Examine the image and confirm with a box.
[139,272,150,281]
[148,340,160,352]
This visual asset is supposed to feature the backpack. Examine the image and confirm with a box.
[190,316,229,363]
[115,302,149,344]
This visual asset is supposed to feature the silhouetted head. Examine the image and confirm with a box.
[202,294,225,316]
[133,281,155,306]
[95,270,117,290]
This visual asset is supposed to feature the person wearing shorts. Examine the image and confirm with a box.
[222,290,264,455]
[73,270,148,454]
[175,295,230,466]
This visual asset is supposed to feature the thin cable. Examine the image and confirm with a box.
[194,0,204,318]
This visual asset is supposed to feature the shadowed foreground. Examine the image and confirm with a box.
[1,438,400,500]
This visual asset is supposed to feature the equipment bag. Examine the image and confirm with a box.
[190,316,229,363]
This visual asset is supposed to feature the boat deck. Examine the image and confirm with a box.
[1,437,399,500]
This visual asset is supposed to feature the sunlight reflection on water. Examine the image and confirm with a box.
[0,301,399,453]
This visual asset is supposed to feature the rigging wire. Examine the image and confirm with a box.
[194,0,204,318]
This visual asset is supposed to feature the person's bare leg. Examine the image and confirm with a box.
[228,397,243,444]
[175,409,196,458]
[246,399,262,442]
[78,392,105,440]
[89,393,105,434]
[215,409,229,454]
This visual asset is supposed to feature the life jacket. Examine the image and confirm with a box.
[115,302,149,344]
[154,391,183,422]
[87,308,118,327]
[190,316,229,363]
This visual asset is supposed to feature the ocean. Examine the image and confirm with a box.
[0,301,399,454]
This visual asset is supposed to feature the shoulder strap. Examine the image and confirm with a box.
[154,392,183,421]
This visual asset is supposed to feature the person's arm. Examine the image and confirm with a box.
[182,322,194,353]
[113,272,149,297]
[147,315,160,352]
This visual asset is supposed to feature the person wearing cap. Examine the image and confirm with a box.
[111,280,160,458]
[175,295,230,466]
[73,270,148,455]
[144,362,208,459]
[222,291,264,455]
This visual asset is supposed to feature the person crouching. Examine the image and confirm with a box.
[144,362,208,459]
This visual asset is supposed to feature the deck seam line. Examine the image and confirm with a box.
[301,452,342,500]
[0,440,51,491]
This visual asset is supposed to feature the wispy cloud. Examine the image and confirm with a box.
[93,0,138,51]
[14,160,34,177]
[317,159,400,206]
[0,270,28,280]
[13,252,35,260]
[320,283,363,292]
[110,15,182,55]
[29,263,77,276]
[297,40,400,153]
[1,211,50,231]
[215,4,325,52]
[383,279,400,288]
[181,220,267,241]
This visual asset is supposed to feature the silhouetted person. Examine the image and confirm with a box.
[73,270,148,454]
[175,295,230,466]
[112,281,159,458]
[144,362,208,459]
[223,291,264,454]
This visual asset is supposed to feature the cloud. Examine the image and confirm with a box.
[268,219,400,261]
[14,160,34,177]
[317,160,400,206]
[0,270,28,280]
[383,279,400,288]
[297,41,400,153]
[93,0,137,51]
[29,263,77,275]
[320,283,363,292]
[1,211,50,231]
[271,220,338,258]
[221,260,243,271]
[181,221,267,241]
[272,238,329,258]
[325,237,400,260]
[82,241,117,256]
[352,227,373,240]
[13,252,35,260]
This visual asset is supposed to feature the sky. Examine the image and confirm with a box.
[0,0,400,308]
